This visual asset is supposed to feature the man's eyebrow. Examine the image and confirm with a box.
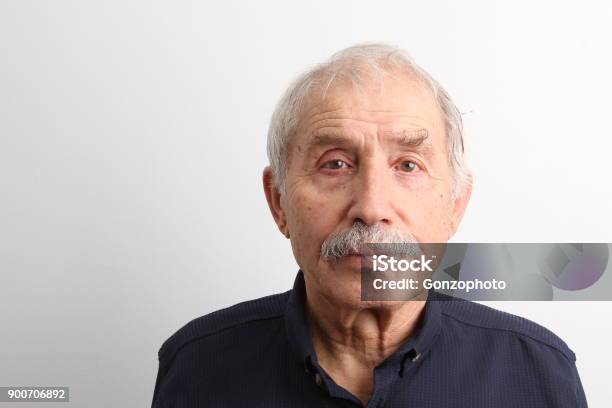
[304,128,433,152]
[384,128,431,149]
[305,132,354,150]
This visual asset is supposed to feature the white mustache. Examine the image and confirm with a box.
[320,221,422,262]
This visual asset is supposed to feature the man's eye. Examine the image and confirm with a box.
[398,160,420,172]
[322,159,350,170]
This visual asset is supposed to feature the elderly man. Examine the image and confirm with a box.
[152,44,587,407]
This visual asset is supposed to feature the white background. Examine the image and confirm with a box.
[1,1,611,407]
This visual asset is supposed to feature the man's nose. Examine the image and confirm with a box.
[346,163,395,226]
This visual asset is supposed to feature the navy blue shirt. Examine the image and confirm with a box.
[152,271,587,407]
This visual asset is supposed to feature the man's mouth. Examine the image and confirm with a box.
[348,245,378,257]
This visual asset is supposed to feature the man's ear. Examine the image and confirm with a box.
[263,167,290,239]
[448,173,473,239]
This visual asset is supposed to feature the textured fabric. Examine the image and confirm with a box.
[152,270,588,407]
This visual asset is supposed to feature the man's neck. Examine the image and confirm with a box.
[305,288,426,405]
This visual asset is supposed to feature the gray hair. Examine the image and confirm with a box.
[266,43,471,199]
[320,220,422,262]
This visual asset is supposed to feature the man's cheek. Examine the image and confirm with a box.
[290,211,323,251]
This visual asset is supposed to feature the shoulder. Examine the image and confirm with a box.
[157,290,291,368]
[438,299,576,363]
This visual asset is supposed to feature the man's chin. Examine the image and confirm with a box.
[321,256,427,308]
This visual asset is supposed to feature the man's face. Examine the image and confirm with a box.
[265,73,471,307]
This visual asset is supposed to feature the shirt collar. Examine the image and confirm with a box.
[284,269,442,378]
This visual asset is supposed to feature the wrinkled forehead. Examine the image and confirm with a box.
[294,69,446,143]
